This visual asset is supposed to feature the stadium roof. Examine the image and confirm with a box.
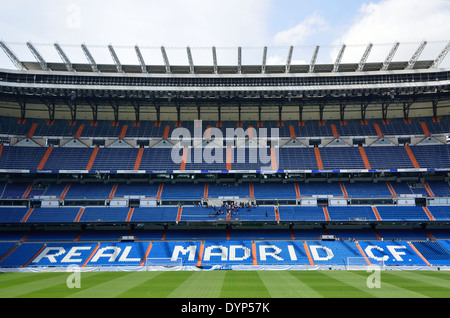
[1,41,449,75]
[0,41,449,124]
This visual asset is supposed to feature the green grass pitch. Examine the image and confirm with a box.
[0,270,449,298]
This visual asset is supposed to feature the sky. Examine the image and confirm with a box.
[0,0,450,69]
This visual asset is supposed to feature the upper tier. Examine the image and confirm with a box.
[0,144,448,173]
[1,115,449,139]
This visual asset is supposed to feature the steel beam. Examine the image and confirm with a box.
[134,45,147,73]
[237,47,242,74]
[54,43,74,72]
[26,42,49,71]
[430,41,450,69]
[0,41,26,70]
[381,42,399,71]
[187,46,194,74]
[161,46,171,74]
[286,46,293,73]
[405,41,427,70]
[261,46,267,74]
[212,46,218,74]
[332,45,346,72]
[108,44,123,73]
[81,44,99,72]
[356,43,373,72]
[309,46,319,73]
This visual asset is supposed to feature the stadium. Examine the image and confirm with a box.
[0,38,449,300]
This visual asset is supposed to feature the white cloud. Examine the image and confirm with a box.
[273,12,328,45]
[0,0,273,67]
[330,0,450,65]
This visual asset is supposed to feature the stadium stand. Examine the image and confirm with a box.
[0,41,449,270]
[0,141,449,173]
[3,239,450,267]
[2,115,449,140]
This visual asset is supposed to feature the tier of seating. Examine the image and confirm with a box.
[1,115,449,139]
[1,227,448,243]
[0,204,448,224]
[0,144,449,171]
[0,180,448,200]
[0,113,448,269]
[1,239,450,267]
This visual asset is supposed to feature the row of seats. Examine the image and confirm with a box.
[2,228,449,242]
[0,144,449,170]
[278,205,449,222]
[0,180,449,200]
[2,116,449,139]
[0,205,448,223]
[1,239,450,267]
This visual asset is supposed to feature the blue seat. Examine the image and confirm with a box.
[129,206,179,223]
[0,146,47,170]
[411,241,450,265]
[114,182,161,198]
[327,206,377,221]
[427,181,450,197]
[344,182,392,198]
[364,146,415,169]
[427,206,450,221]
[160,183,205,200]
[0,207,29,223]
[376,206,429,221]
[207,183,250,198]
[26,207,81,223]
[410,144,450,168]
[297,182,343,197]
[277,147,318,170]
[78,207,130,223]
[277,206,326,222]
[64,183,114,200]
[252,182,297,199]
[320,147,366,170]
[91,148,139,170]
